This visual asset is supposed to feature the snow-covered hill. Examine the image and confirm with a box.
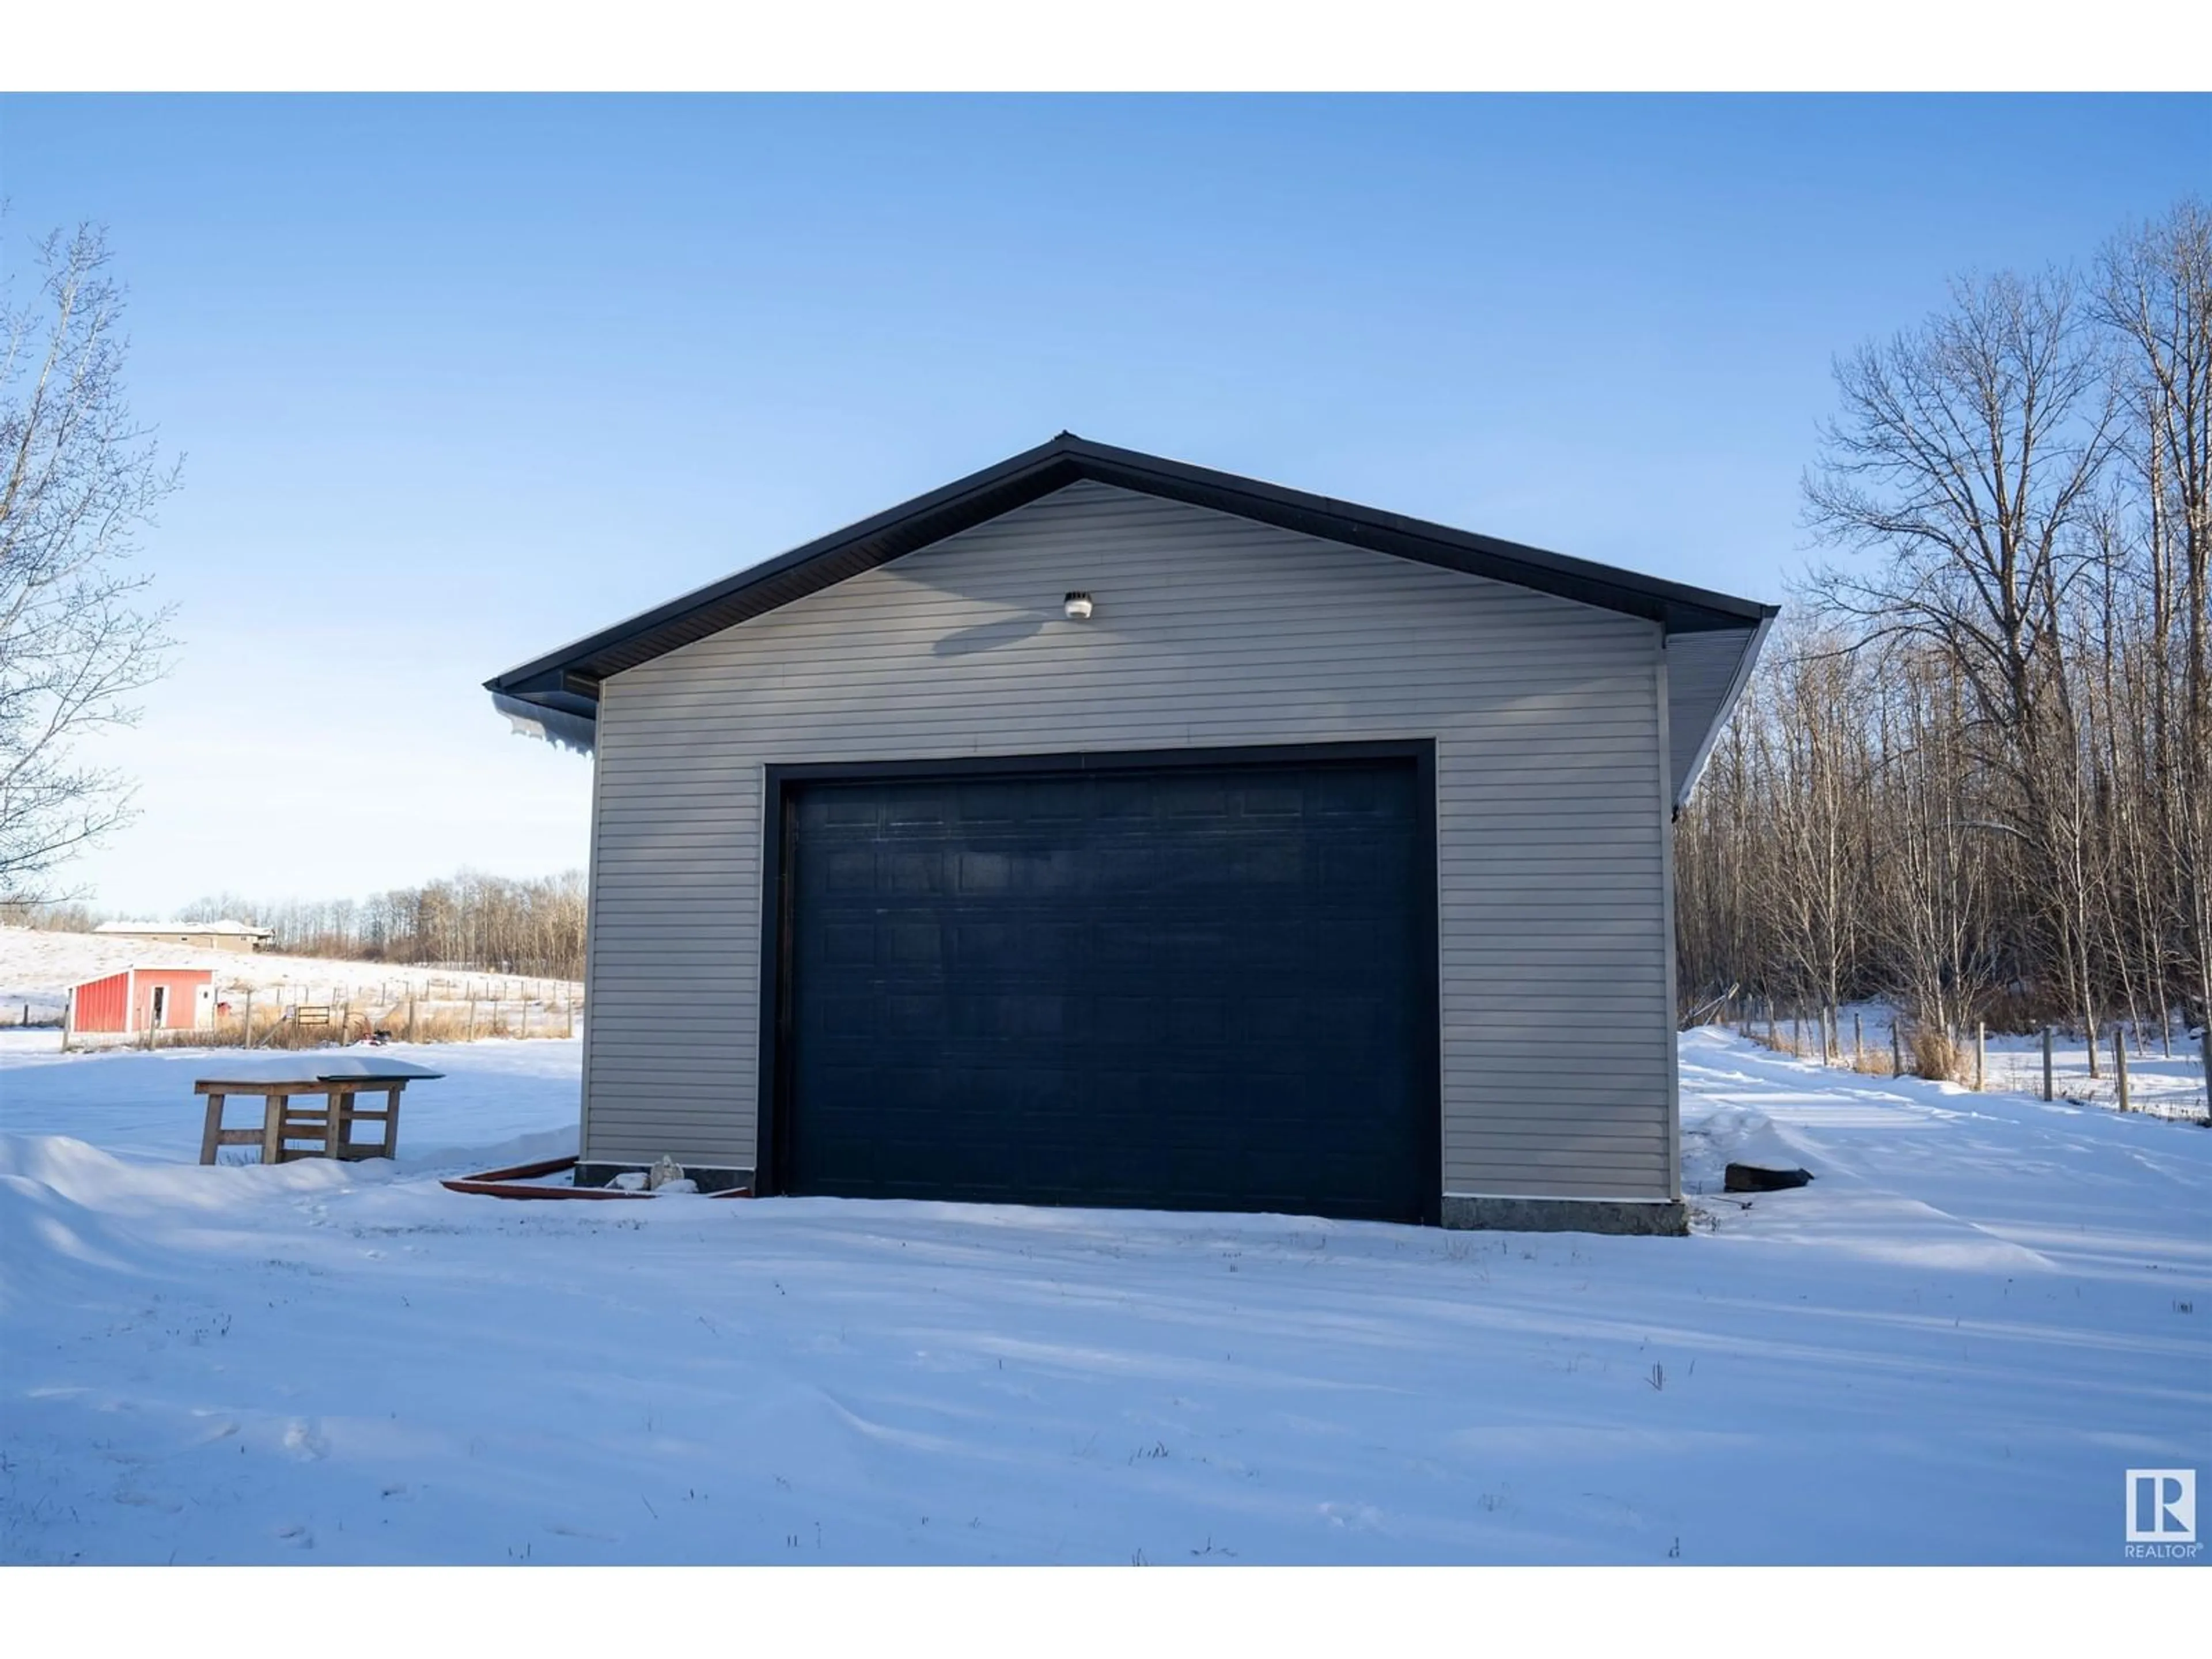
[0,925,579,1023]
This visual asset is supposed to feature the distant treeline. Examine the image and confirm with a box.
[0,899,102,931]
[1676,198,2210,1071]
[173,870,589,981]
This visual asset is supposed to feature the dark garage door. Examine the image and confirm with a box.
[772,752,1434,1222]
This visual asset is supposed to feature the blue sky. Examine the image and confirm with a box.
[3,95,2206,914]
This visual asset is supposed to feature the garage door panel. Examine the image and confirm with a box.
[1092,777,1158,820]
[1092,994,1161,1046]
[778,754,1431,1222]
[885,786,951,826]
[821,920,876,966]
[885,850,945,894]
[823,791,881,827]
[1017,779,1088,823]
[824,850,876,893]
[1236,777,1306,817]
[1240,994,1308,1046]
[887,917,943,966]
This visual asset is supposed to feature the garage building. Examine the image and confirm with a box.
[488,435,1774,1233]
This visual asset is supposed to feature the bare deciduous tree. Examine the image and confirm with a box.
[0,224,177,900]
[1679,198,2212,1085]
[1802,266,2119,1051]
[2097,198,2212,1033]
[179,869,590,981]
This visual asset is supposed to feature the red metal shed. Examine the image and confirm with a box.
[67,967,217,1037]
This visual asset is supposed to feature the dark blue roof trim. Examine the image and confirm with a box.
[488,433,1777,710]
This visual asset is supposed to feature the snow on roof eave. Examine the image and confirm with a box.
[492,691,596,757]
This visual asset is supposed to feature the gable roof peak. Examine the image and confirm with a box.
[487,434,1775,722]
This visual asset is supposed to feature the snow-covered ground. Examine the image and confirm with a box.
[0,924,580,1025]
[1725,1001,2211,1123]
[0,1031,579,1166]
[1975,1020,2206,1121]
[2,1027,2206,1565]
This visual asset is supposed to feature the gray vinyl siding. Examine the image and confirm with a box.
[582,479,1677,1202]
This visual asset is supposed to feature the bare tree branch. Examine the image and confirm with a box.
[0,222,179,901]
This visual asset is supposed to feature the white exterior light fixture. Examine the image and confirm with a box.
[1064,591,1094,621]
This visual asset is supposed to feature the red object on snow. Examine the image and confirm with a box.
[440,1154,753,1202]
[66,967,217,1036]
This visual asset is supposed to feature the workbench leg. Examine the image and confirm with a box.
[384,1085,403,1157]
[262,1094,286,1165]
[199,1095,225,1166]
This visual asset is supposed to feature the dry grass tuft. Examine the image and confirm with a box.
[1843,1048,1900,1077]
[131,1002,574,1051]
[1907,1024,1964,1083]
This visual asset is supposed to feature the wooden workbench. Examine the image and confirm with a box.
[194,1065,444,1165]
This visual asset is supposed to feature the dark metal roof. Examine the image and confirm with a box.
[487,433,1778,710]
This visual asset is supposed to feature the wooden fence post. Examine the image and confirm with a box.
[1892,1020,1904,1077]
[1975,1022,1986,1092]
[1853,1012,1863,1067]
[465,1000,476,1043]
[243,988,254,1049]
[2042,1027,2055,1101]
[2113,1030,2130,1112]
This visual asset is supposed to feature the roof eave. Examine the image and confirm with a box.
[486,434,1778,719]
[1672,611,1778,813]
